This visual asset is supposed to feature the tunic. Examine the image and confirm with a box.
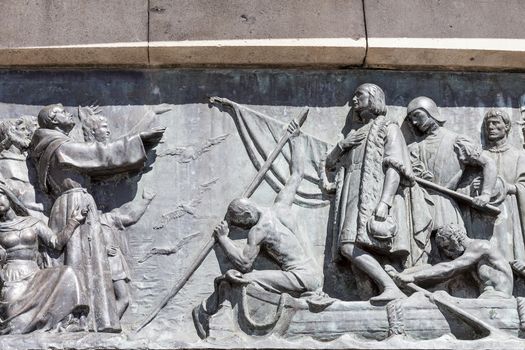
[100,213,131,282]
[30,128,147,332]
[409,128,482,230]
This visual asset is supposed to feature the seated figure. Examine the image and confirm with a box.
[393,224,513,299]
[0,183,88,334]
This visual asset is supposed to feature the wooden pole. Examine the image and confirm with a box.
[405,282,503,338]
[415,177,500,216]
[135,107,309,332]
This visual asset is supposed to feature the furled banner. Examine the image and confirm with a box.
[210,97,331,208]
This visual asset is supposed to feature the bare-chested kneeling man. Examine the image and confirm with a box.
[213,121,321,296]
[394,224,513,299]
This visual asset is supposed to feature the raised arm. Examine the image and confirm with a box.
[214,220,264,273]
[55,136,147,177]
[110,189,156,227]
[274,121,304,208]
[38,207,87,250]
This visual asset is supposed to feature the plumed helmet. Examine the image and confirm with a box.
[406,96,445,123]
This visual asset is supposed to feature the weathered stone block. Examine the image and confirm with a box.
[364,0,525,70]
[148,0,366,66]
[0,0,148,66]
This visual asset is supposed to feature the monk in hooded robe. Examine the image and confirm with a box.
[30,104,164,332]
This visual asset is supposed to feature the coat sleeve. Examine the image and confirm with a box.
[383,124,415,186]
[54,135,147,176]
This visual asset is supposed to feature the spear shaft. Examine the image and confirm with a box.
[135,107,309,332]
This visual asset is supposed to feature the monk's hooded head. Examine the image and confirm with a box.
[37,104,76,134]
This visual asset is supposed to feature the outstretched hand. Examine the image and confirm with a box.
[384,265,414,285]
[374,202,389,221]
[70,205,89,224]
[394,272,415,284]
[142,188,157,201]
[419,170,434,181]
[511,260,525,277]
[140,127,166,146]
[209,96,226,105]
[224,269,251,285]
[107,246,118,257]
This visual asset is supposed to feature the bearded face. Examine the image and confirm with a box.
[9,119,34,151]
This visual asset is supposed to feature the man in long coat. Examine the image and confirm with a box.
[30,104,164,332]
[325,84,432,302]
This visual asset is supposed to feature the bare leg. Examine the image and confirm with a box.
[340,242,406,301]
[113,280,130,318]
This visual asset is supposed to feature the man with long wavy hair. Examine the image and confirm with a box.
[324,83,425,302]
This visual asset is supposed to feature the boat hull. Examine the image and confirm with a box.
[195,281,525,341]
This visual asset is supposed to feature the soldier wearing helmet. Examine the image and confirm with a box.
[405,96,497,235]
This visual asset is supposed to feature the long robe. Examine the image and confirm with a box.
[474,144,525,261]
[409,128,482,230]
[30,128,147,332]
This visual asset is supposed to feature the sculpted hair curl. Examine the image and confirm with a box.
[436,224,467,247]
[357,83,387,116]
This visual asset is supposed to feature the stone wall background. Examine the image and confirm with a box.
[0,0,524,70]
[0,69,524,347]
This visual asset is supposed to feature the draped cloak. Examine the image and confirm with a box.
[327,116,432,266]
[0,216,87,334]
[209,98,432,268]
[0,150,50,222]
[409,128,482,231]
[30,128,147,332]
